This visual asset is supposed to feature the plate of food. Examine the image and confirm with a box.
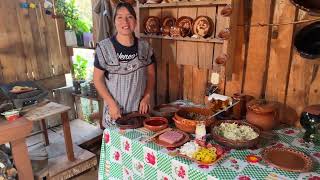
[177,141,226,165]
[10,86,36,94]
[115,112,149,129]
[211,120,260,149]
[153,129,190,148]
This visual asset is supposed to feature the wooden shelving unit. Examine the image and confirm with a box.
[140,33,224,43]
[139,0,231,8]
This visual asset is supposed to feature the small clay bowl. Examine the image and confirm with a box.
[144,117,169,132]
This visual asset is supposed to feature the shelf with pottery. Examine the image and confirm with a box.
[138,0,231,8]
[139,33,224,43]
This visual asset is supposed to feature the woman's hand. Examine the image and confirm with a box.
[139,94,151,114]
[108,101,122,120]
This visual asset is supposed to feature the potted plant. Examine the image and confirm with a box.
[55,0,79,46]
[72,55,88,94]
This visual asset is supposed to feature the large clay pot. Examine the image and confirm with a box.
[246,99,278,131]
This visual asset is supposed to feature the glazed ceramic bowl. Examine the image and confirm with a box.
[173,107,214,133]
[211,120,260,149]
[144,117,168,132]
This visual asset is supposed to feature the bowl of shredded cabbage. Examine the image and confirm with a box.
[211,120,260,149]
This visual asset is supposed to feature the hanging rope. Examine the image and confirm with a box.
[238,17,320,27]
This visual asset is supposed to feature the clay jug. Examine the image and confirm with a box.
[246,99,278,131]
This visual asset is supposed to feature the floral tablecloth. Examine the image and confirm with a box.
[98,125,320,180]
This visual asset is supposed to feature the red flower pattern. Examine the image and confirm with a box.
[231,159,238,164]
[239,175,251,180]
[114,151,120,161]
[124,141,130,151]
[273,143,284,148]
[313,152,320,158]
[308,176,320,180]
[198,164,209,169]
[284,129,295,134]
[146,152,156,165]
[178,166,186,178]
[104,133,110,144]
[163,177,168,180]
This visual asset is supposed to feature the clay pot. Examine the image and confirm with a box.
[144,117,168,132]
[221,4,233,17]
[173,107,214,133]
[246,99,278,131]
[218,28,230,40]
[215,54,228,65]
[232,93,254,120]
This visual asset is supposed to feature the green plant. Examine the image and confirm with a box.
[73,55,88,80]
[55,0,79,31]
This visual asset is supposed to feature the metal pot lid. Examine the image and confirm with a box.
[290,0,320,15]
[294,21,320,59]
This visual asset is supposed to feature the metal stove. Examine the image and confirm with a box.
[0,81,48,109]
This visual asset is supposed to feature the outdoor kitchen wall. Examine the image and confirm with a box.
[0,0,70,89]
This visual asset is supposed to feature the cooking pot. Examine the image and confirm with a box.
[290,0,320,16]
[246,99,278,131]
[294,21,320,59]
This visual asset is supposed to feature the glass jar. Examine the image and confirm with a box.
[195,121,206,140]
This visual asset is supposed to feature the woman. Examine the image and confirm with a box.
[93,2,155,128]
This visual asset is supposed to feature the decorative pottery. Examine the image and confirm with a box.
[161,17,176,36]
[173,107,214,133]
[176,16,193,37]
[192,16,214,38]
[218,28,230,40]
[221,4,233,16]
[246,99,278,131]
[215,54,228,65]
[300,104,320,142]
[211,120,260,149]
[170,26,181,37]
[262,147,313,172]
[144,16,161,34]
[144,117,169,132]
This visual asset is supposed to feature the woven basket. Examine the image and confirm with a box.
[211,120,260,149]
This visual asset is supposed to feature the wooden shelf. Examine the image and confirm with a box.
[139,0,231,8]
[140,33,224,43]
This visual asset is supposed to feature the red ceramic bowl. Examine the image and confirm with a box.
[144,117,168,132]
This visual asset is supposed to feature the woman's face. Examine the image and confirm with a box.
[115,7,136,36]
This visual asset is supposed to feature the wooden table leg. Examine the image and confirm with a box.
[40,119,49,146]
[61,112,75,161]
[11,138,34,180]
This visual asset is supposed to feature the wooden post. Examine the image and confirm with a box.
[41,119,50,146]
[61,112,75,161]
[11,138,34,180]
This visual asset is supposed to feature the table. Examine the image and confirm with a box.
[24,102,75,161]
[72,93,104,129]
[0,117,33,180]
[98,126,320,180]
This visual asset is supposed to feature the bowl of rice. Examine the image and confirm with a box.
[211,120,260,149]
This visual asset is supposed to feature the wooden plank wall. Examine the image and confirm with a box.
[0,0,70,88]
[89,1,320,124]
[225,0,320,125]
[139,4,232,105]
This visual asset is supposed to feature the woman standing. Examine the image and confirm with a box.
[93,2,155,128]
